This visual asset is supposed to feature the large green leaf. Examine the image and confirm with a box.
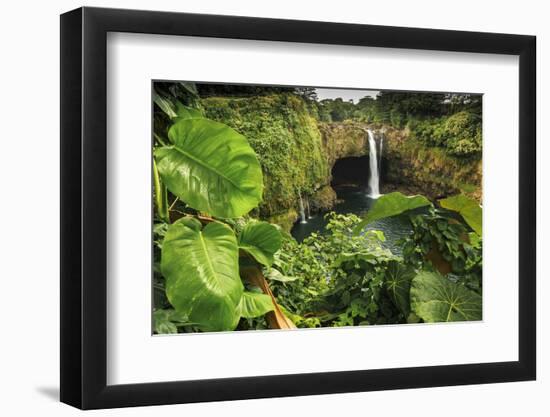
[161,217,243,331]
[385,262,416,316]
[173,102,203,122]
[410,270,482,322]
[354,192,431,234]
[237,291,275,319]
[238,221,282,267]
[439,195,482,235]
[155,118,263,218]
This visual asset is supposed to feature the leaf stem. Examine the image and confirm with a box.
[153,158,170,223]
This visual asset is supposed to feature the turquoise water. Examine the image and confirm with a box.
[291,186,413,255]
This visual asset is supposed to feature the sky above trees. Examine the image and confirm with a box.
[315,88,379,102]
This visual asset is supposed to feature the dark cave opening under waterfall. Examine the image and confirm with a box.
[331,155,370,189]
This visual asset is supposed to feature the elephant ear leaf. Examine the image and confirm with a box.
[410,270,482,322]
[173,102,203,122]
[385,261,416,317]
[238,221,282,267]
[354,192,431,234]
[439,195,482,236]
[155,118,263,218]
[161,217,243,332]
[237,291,275,319]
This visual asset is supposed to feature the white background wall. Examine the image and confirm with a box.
[0,0,546,415]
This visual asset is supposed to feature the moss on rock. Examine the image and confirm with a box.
[310,185,337,211]
[382,126,482,201]
[266,208,299,232]
[202,94,329,218]
[319,121,369,167]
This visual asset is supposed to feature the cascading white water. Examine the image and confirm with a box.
[367,129,380,198]
[298,191,307,224]
[305,196,312,219]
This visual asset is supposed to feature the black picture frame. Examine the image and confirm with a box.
[60,6,536,410]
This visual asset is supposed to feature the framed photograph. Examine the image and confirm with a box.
[60,6,536,409]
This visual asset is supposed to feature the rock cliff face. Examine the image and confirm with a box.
[319,122,482,202]
[381,126,482,201]
[318,122,482,198]
[318,122,369,167]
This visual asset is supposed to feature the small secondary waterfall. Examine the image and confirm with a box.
[367,129,381,198]
[298,191,307,224]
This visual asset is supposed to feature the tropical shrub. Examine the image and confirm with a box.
[354,192,483,322]
[267,191,483,327]
[267,213,403,327]
[152,93,288,333]
[409,111,482,157]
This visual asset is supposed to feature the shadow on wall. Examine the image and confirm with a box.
[35,386,59,401]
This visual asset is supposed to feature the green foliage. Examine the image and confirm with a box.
[384,136,482,201]
[353,193,481,294]
[410,270,482,322]
[153,93,178,119]
[401,206,482,293]
[152,159,169,223]
[409,111,482,157]
[151,81,484,333]
[153,309,195,334]
[385,261,416,317]
[265,268,299,282]
[322,247,401,326]
[161,217,243,332]
[439,195,482,235]
[237,291,275,319]
[238,221,282,267]
[202,94,328,217]
[269,213,404,326]
[316,98,357,122]
[152,91,288,333]
[154,81,202,109]
[354,192,431,233]
[155,117,263,218]
[269,199,482,328]
[269,213,364,318]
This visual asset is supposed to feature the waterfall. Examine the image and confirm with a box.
[367,129,380,198]
[298,191,307,224]
[305,196,312,219]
